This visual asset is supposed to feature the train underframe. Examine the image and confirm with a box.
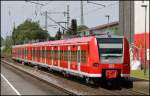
[13,59,133,88]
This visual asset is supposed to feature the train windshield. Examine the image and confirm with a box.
[97,38,123,64]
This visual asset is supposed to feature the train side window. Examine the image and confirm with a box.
[59,50,62,60]
[37,49,39,58]
[58,50,60,60]
[27,48,28,57]
[82,50,86,63]
[61,50,64,60]
[43,50,44,58]
[46,50,48,59]
[49,50,50,59]
[77,50,81,63]
[75,51,77,61]
[64,51,66,61]
[50,50,52,60]
[71,51,73,61]
[71,51,76,62]
[33,48,34,58]
[51,50,54,60]
[45,49,47,58]
[35,49,36,57]
[64,51,67,61]
[56,50,58,60]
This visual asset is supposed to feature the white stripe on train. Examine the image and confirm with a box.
[12,57,129,78]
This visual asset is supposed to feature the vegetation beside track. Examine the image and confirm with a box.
[131,70,149,80]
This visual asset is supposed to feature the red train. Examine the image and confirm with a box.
[12,35,133,87]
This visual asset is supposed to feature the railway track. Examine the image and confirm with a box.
[1,58,148,95]
[1,59,76,95]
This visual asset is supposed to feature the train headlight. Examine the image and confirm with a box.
[93,63,99,67]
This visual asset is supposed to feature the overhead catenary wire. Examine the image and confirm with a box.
[74,2,118,18]
[47,15,67,31]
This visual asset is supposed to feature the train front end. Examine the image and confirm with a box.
[96,36,132,87]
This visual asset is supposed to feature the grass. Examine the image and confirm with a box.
[131,70,149,80]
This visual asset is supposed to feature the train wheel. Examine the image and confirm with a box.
[48,67,53,72]
[85,77,90,84]
[62,71,68,78]
[38,65,42,69]
[34,66,38,71]
[22,61,25,65]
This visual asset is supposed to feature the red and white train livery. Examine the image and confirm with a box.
[12,35,132,87]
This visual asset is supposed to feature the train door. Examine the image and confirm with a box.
[80,44,88,73]
[33,47,35,61]
[22,47,25,59]
[68,46,71,72]
[51,46,54,66]
[46,46,49,65]
[62,45,68,69]
[53,46,58,66]
[40,46,42,63]
[77,45,81,73]
[70,45,78,71]
[60,46,64,69]
[35,47,38,62]
[41,46,45,63]
[44,46,47,64]
[28,46,31,61]
[24,47,26,60]
[31,47,33,61]
[58,46,60,67]
[37,47,40,62]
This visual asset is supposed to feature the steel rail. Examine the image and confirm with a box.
[1,58,148,95]
[1,59,77,95]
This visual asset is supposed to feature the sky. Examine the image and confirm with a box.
[1,1,119,39]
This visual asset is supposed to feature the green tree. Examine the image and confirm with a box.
[55,28,62,40]
[1,36,4,47]
[12,19,49,44]
[77,25,88,32]
[65,19,77,36]
[3,36,12,55]
[65,24,89,36]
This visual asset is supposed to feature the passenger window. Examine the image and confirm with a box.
[77,50,81,62]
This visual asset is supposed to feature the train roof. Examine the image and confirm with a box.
[12,35,125,48]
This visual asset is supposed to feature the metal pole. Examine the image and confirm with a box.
[141,4,147,75]
[81,0,84,25]
[45,11,48,30]
[144,6,147,75]
[105,15,110,31]
[67,5,70,28]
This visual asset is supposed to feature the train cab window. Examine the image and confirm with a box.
[97,38,123,64]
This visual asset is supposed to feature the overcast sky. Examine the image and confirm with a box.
[1,1,119,38]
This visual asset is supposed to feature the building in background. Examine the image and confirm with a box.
[119,1,149,70]
[80,21,119,36]
[89,21,119,35]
